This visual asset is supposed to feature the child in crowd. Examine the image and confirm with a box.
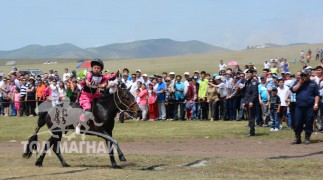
[269,88,281,131]
[13,87,21,117]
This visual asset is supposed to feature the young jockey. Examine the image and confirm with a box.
[76,59,118,134]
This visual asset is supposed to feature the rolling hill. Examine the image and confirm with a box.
[0,39,229,59]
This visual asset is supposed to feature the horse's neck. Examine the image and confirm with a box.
[100,95,119,117]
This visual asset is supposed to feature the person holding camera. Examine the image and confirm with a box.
[290,70,319,144]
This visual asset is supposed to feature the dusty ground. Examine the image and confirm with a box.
[1,135,322,160]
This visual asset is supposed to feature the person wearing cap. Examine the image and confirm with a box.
[70,70,78,79]
[135,69,143,82]
[142,74,151,87]
[242,69,259,136]
[169,72,175,83]
[290,70,319,144]
[209,76,227,120]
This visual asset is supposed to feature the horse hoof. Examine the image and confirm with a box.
[119,155,127,162]
[35,161,43,167]
[112,165,122,169]
[62,163,70,167]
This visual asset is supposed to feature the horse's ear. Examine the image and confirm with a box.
[127,85,132,91]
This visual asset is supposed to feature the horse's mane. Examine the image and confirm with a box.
[98,92,114,102]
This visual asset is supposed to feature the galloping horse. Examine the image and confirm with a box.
[23,87,141,168]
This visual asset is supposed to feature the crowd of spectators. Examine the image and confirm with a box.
[0,59,322,134]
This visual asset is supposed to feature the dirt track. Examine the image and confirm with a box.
[1,135,323,160]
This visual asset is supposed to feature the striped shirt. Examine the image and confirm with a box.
[20,85,27,96]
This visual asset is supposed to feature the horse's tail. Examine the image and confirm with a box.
[22,111,48,159]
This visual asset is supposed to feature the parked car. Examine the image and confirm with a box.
[18,69,45,77]
[43,60,58,64]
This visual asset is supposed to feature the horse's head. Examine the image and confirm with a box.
[116,87,141,118]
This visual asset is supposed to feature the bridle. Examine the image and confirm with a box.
[113,89,139,118]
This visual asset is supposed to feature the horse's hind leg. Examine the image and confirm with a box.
[106,140,121,169]
[35,136,55,167]
[52,131,70,167]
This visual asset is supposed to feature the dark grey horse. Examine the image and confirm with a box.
[23,88,141,168]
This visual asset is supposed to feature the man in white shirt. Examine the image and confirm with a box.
[218,60,227,72]
[264,60,271,69]
[183,72,190,95]
[129,74,138,97]
[122,73,132,88]
[142,74,151,87]
[0,74,4,116]
[62,68,71,82]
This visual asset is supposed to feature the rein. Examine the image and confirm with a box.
[113,89,138,119]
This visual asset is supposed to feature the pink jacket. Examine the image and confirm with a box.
[138,89,148,106]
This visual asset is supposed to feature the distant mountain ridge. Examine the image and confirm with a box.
[0,39,229,59]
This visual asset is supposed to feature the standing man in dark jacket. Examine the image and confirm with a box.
[242,69,259,136]
[290,70,319,144]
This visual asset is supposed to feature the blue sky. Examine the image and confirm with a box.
[1,0,323,50]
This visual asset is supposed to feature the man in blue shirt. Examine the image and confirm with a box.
[291,70,319,144]
[156,76,166,120]
[174,75,185,120]
[258,75,270,126]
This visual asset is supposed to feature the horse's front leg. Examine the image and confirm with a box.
[103,131,126,162]
[35,136,55,167]
[106,140,121,169]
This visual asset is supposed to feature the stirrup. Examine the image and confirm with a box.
[75,123,81,135]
